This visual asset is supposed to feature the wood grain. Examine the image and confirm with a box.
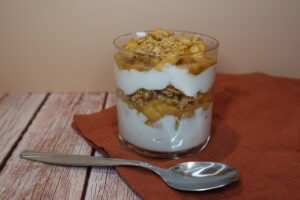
[0,93,105,200]
[0,93,46,164]
[85,92,141,200]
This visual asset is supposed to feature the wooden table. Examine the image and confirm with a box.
[0,93,140,200]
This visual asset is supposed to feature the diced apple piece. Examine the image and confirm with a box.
[124,39,138,50]
[154,102,179,116]
[142,103,163,122]
[156,56,181,69]
[188,63,208,75]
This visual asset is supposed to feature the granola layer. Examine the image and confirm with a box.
[117,85,213,126]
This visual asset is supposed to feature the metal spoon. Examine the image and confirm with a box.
[20,150,239,191]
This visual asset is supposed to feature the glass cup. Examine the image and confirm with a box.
[113,30,218,158]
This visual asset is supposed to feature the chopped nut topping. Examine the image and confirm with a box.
[123,29,205,55]
[115,29,217,75]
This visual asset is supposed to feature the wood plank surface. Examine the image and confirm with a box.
[85,93,141,200]
[0,93,46,164]
[0,93,105,200]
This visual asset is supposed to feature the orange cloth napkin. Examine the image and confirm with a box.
[73,73,300,200]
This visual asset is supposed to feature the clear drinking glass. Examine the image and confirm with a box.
[113,30,218,158]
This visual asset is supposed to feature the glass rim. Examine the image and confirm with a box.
[113,30,219,57]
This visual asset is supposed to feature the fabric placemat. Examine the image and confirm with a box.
[73,73,300,200]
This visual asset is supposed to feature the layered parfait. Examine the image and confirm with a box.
[113,29,218,158]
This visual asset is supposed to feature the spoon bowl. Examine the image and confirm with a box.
[20,150,239,191]
[163,162,239,191]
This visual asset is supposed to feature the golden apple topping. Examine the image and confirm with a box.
[115,29,217,75]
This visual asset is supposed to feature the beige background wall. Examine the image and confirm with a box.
[0,0,299,92]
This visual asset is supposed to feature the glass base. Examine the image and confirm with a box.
[119,135,210,159]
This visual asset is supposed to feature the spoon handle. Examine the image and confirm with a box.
[20,150,149,167]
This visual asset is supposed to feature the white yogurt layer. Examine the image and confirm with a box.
[115,63,216,97]
[117,99,212,152]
